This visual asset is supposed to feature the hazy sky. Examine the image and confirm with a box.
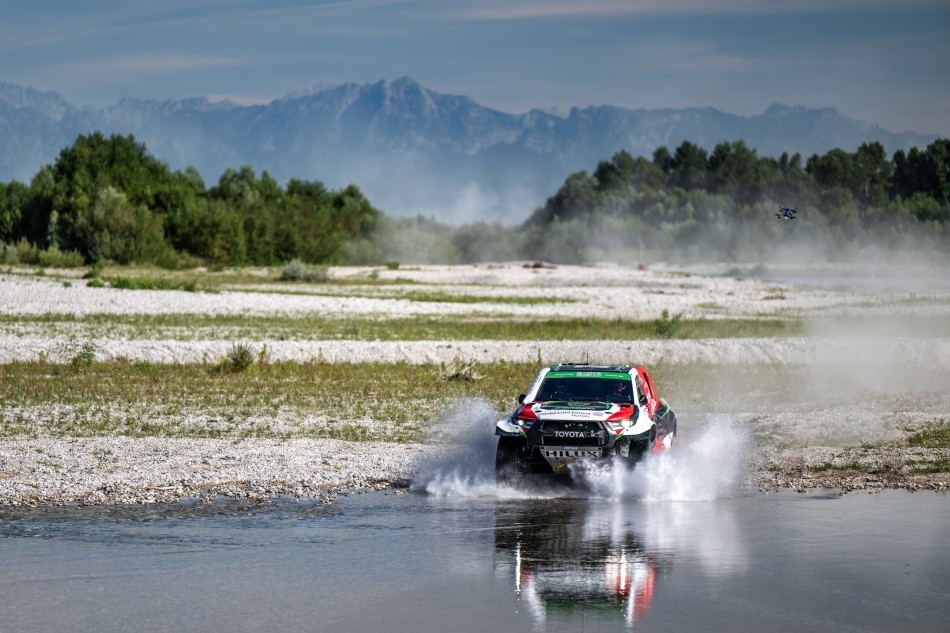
[4,0,949,135]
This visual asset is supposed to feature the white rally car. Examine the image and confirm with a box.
[495,364,676,477]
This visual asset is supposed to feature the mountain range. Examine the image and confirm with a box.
[0,77,940,223]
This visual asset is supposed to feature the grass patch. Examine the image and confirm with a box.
[0,359,537,442]
[808,462,877,474]
[225,286,573,305]
[218,342,256,373]
[653,309,684,338]
[0,312,802,342]
[17,263,420,289]
[906,458,950,475]
[106,276,199,292]
[907,420,950,449]
[397,290,572,305]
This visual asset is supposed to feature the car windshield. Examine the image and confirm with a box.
[536,375,633,403]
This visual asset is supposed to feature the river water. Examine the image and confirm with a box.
[1,487,948,633]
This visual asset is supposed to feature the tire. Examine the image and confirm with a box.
[628,438,651,463]
[495,437,528,480]
[615,437,651,465]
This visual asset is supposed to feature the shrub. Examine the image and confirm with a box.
[84,262,104,279]
[15,238,40,265]
[653,309,684,338]
[221,342,255,373]
[280,258,328,282]
[38,246,85,268]
[0,242,18,264]
[69,342,96,371]
[78,187,168,265]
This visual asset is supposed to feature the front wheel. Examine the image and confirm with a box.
[615,437,651,465]
[495,437,529,480]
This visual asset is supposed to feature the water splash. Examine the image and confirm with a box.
[412,398,569,499]
[413,401,751,502]
[577,415,751,501]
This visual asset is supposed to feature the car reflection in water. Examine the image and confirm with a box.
[494,499,673,630]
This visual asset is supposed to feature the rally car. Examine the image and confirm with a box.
[495,364,676,477]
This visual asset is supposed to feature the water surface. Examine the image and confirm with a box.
[1,489,948,632]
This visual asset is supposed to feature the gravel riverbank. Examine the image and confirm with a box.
[2,432,947,508]
[0,436,426,507]
[2,263,948,505]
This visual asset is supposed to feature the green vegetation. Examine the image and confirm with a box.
[107,276,200,292]
[652,309,684,338]
[906,458,950,475]
[907,457,950,475]
[219,342,258,374]
[808,461,876,474]
[2,134,948,268]
[896,420,950,474]
[280,259,329,282]
[0,359,537,442]
[798,420,950,476]
[516,140,950,263]
[0,312,801,342]
[0,133,379,268]
[395,290,571,305]
[907,419,950,449]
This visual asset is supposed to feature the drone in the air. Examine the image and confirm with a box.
[774,207,797,220]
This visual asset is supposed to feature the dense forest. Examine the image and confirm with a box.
[0,133,380,268]
[1,132,947,267]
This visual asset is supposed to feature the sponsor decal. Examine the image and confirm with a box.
[542,448,601,458]
[547,371,629,380]
[552,430,599,438]
[538,410,600,419]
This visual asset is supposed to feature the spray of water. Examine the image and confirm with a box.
[575,415,752,502]
[410,397,553,499]
[413,399,751,502]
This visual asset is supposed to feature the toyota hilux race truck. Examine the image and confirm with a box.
[495,364,676,477]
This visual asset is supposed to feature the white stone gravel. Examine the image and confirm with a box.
[0,437,425,507]
[2,263,949,505]
[3,334,950,369]
[3,263,947,323]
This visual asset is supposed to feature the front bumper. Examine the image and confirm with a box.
[497,414,655,474]
[539,446,606,472]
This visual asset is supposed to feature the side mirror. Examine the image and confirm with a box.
[639,394,648,406]
[518,394,526,404]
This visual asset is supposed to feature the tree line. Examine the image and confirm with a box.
[511,139,949,262]
[1,133,947,267]
[0,133,379,267]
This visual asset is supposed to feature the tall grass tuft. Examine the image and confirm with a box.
[653,309,684,338]
[221,342,255,373]
[438,360,483,382]
[69,342,96,372]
